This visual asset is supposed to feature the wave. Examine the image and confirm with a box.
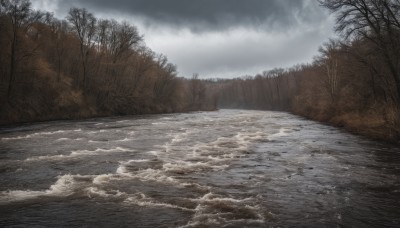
[151,122,166,125]
[85,187,125,198]
[163,161,228,174]
[193,192,255,204]
[25,147,132,161]
[86,129,108,134]
[124,192,194,212]
[1,129,82,141]
[117,167,179,185]
[267,128,290,140]
[115,138,132,142]
[92,173,117,185]
[0,174,82,203]
[55,138,71,141]
[180,192,264,227]
[0,173,132,204]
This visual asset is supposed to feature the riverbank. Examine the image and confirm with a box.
[0,103,217,127]
[292,109,400,144]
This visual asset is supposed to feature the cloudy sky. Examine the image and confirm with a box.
[31,0,335,78]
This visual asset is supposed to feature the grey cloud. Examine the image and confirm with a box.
[149,25,332,77]
[36,0,334,78]
[57,0,327,32]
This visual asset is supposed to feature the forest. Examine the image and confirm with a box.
[0,0,399,142]
[218,0,400,142]
[0,0,216,124]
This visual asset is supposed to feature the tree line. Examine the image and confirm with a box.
[0,0,398,142]
[0,0,216,124]
[217,0,400,141]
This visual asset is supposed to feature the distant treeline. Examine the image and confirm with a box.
[0,0,216,124]
[217,0,400,142]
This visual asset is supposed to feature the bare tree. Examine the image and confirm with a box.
[318,39,342,101]
[189,73,206,110]
[47,18,69,81]
[67,7,96,90]
[268,68,285,108]
[1,0,43,99]
[96,19,110,54]
[320,0,400,102]
[109,21,142,64]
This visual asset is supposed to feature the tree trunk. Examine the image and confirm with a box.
[7,25,17,101]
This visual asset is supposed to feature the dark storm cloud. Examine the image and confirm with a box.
[56,0,326,32]
[34,0,334,78]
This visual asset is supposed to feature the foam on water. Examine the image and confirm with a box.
[113,158,213,191]
[267,128,290,140]
[115,138,132,142]
[85,187,125,198]
[152,122,166,125]
[163,161,228,174]
[0,190,46,202]
[149,130,266,182]
[193,192,256,204]
[76,147,131,154]
[1,129,82,141]
[116,165,128,175]
[129,168,179,184]
[147,150,159,156]
[0,173,141,204]
[55,138,71,141]
[25,154,69,161]
[180,192,265,227]
[0,174,82,203]
[25,147,132,161]
[125,159,151,163]
[124,192,194,211]
[1,135,34,140]
[87,129,108,134]
[48,174,82,195]
[92,174,116,185]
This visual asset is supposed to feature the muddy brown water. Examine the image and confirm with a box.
[0,110,399,227]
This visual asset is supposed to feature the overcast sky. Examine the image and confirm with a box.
[31,0,335,78]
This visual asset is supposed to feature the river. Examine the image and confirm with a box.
[0,110,399,227]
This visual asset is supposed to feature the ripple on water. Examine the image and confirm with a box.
[0,110,399,227]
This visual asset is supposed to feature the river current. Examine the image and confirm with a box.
[0,110,399,227]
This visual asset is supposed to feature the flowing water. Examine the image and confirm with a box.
[0,110,399,227]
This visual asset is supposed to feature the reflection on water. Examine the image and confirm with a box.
[0,110,399,227]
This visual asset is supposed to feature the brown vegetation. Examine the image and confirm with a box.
[217,0,400,142]
[0,0,216,125]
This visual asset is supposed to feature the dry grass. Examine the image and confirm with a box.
[330,109,399,142]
